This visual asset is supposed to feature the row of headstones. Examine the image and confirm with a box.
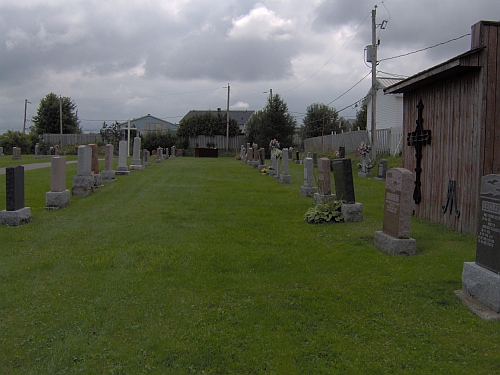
[240,143,291,184]
[34,143,60,158]
[0,137,179,227]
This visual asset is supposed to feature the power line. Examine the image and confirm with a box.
[327,70,371,106]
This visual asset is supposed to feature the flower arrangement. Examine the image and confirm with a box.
[357,141,371,155]
[260,167,268,174]
[269,139,280,149]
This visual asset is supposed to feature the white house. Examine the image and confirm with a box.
[118,114,178,136]
[366,77,403,130]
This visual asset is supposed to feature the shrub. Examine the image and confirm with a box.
[304,200,344,224]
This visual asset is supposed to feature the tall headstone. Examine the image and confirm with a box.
[314,157,335,203]
[246,143,251,164]
[12,147,21,161]
[240,145,245,161]
[312,152,318,168]
[374,168,416,255]
[258,148,266,172]
[101,144,116,182]
[300,156,316,197]
[375,159,388,181]
[252,144,259,167]
[89,144,102,187]
[72,145,94,197]
[116,140,130,175]
[280,148,291,184]
[274,154,281,180]
[130,137,143,170]
[45,157,70,209]
[332,158,363,222]
[0,166,31,225]
[460,174,500,315]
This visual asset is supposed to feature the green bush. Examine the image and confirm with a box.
[304,199,344,224]
[0,130,32,154]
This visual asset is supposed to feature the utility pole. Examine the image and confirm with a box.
[370,5,378,163]
[59,96,63,148]
[226,83,230,151]
[23,99,30,134]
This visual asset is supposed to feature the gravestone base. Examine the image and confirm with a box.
[155,159,162,163]
[374,177,386,181]
[116,166,130,176]
[280,174,291,184]
[93,174,103,187]
[101,170,116,182]
[269,169,276,176]
[72,176,94,197]
[460,262,500,315]
[341,203,364,222]
[0,207,31,226]
[129,164,143,171]
[314,193,336,205]
[300,186,316,198]
[358,171,372,178]
[45,190,70,209]
[374,231,416,256]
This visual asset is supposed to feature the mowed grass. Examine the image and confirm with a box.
[0,156,498,374]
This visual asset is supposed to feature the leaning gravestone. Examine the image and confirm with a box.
[0,166,31,225]
[374,168,416,255]
[280,148,291,184]
[375,159,388,181]
[130,137,143,171]
[300,156,316,197]
[116,140,130,175]
[332,158,363,222]
[314,157,335,203]
[459,174,500,316]
[101,144,116,182]
[72,145,94,197]
[89,144,102,187]
[45,157,70,209]
[12,147,21,161]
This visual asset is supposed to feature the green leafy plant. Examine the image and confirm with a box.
[304,199,344,224]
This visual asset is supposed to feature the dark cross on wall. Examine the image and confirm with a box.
[407,99,432,204]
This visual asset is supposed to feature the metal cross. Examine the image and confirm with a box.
[407,99,431,204]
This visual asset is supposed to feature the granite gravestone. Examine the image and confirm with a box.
[130,137,143,170]
[332,159,355,204]
[34,143,40,158]
[0,166,31,225]
[155,147,163,163]
[313,152,318,168]
[12,147,21,161]
[300,156,316,197]
[72,145,94,197]
[252,144,259,167]
[45,156,70,209]
[116,140,130,175]
[280,148,291,184]
[314,157,335,204]
[375,159,388,181]
[170,146,176,158]
[460,174,500,316]
[374,168,416,256]
[101,144,116,182]
[143,149,151,167]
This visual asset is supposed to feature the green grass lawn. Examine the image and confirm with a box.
[0,155,497,374]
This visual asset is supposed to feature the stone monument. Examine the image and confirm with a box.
[332,158,363,222]
[374,168,416,255]
[101,144,116,182]
[12,147,21,161]
[71,145,94,197]
[280,148,291,184]
[89,144,102,187]
[130,137,143,171]
[0,166,31,225]
[143,149,151,167]
[375,159,388,181]
[269,153,277,176]
[116,140,130,175]
[300,156,317,197]
[155,147,163,163]
[258,148,266,172]
[45,156,70,209]
[314,157,335,203]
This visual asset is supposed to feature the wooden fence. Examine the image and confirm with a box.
[41,133,102,145]
[188,135,246,150]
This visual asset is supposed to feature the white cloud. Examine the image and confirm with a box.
[231,101,250,109]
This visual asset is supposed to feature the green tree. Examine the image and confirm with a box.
[177,110,239,138]
[353,102,367,130]
[299,103,346,141]
[141,130,178,151]
[99,121,122,149]
[0,130,32,154]
[245,93,296,153]
[31,93,81,136]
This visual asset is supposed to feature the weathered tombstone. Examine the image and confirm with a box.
[0,166,31,225]
[12,147,21,161]
[72,145,94,197]
[155,147,163,163]
[45,156,70,209]
[143,149,151,167]
[0,146,4,157]
[34,143,40,158]
[314,157,335,203]
[375,159,388,181]
[269,153,277,176]
[288,149,293,161]
[252,144,259,168]
[130,137,143,171]
[460,174,500,315]
[116,140,130,175]
[339,146,345,159]
[280,148,291,184]
[101,144,116,182]
[332,158,363,222]
[300,156,317,197]
[374,168,416,255]
[258,148,266,172]
[170,146,176,158]
[89,144,102,187]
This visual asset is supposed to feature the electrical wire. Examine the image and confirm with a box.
[327,70,371,105]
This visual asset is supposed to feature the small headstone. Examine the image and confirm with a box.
[12,147,21,161]
[143,149,151,166]
[240,145,245,161]
[300,157,316,197]
[101,144,116,182]
[72,145,94,197]
[45,157,70,209]
[116,140,130,175]
[313,158,335,203]
[280,148,291,184]
[375,159,388,181]
[130,137,143,170]
[274,154,281,180]
[252,144,259,167]
[0,166,31,225]
[269,153,276,176]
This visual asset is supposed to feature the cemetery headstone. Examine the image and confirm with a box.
[89,144,102,187]
[170,146,176,158]
[54,144,59,156]
[357,142,373,178]
[295,151,300,164]
[274,153,281,180]
[155,147,163,163]
[12,147,21,161]
[374,168,416,255]
[72,145,94,197]
[460,174,500,315]
[314,157,335,203]
[269,153,277,176]
[116,140,130,175]
[45,156,70,209]
[339,146,345,158]
[375,159,388,181]
[280,148,291,184]
[258,148,266,172]
[300,156,317,197]
[0,166,31,225]
[252,144,259,168]
[130,137,143,170]
[176,148,183,157]
[143,149,151,167]
[332,158,363,222]
[34,143,40,158]
[240,145,245,161]
[101,144,116,182]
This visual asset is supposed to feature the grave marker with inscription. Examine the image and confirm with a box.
[0,166,31,225]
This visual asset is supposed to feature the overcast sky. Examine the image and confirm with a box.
[0,0,498,134]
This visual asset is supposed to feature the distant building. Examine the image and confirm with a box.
[118,114,178,135]
[366,77,403,130]
[181,109,254,134]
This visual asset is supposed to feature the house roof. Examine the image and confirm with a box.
[384,47,484,94]
[182,110,254,126]
[117,114,177,129]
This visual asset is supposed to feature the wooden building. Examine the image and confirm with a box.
[385,21,500,235]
